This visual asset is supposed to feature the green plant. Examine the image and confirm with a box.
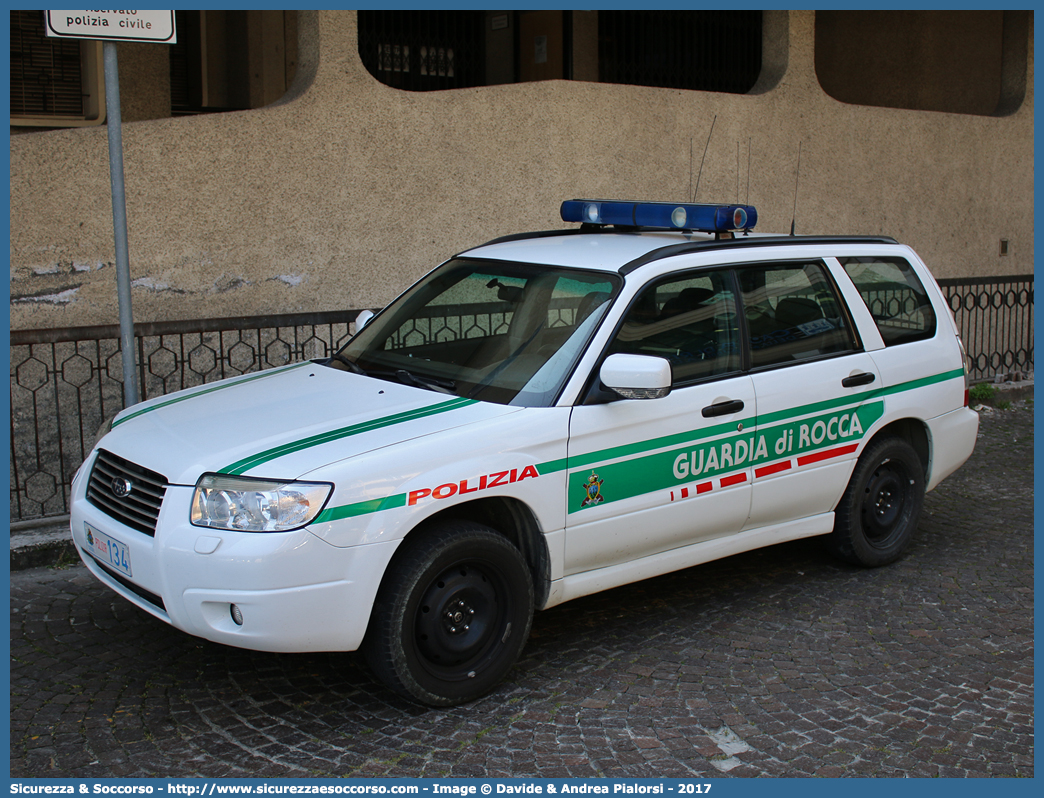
[996,400,1012,410]
[50,547,78,570]
[969,382,995,402]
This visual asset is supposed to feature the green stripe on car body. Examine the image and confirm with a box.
[314,493,408,524]
[222,396,476,475]
[755,367,965,428]
[536,457,569,475]
[564,368,964,512]
[565,415,754,473]
[308,368,965,523]
[569,367,966,472]
[568,400,884,512]
[111,362,311,428]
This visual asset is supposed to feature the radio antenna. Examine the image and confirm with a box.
[746,137,752,204]
[790,140,802,236]
[688,137,693,203]
[692,114,716,202]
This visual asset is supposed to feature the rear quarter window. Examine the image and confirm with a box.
[839,257,937,345]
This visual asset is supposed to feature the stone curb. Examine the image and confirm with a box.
[974,375,1034,405]
[10,518,76,572]
[982,382,1034,404]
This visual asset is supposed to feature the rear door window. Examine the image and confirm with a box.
[736,261,860,369]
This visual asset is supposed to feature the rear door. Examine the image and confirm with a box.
[738,259,882,530]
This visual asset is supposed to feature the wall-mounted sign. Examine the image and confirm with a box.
[45,10,176,43]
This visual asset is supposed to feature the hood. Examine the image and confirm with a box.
[100,362,521,485]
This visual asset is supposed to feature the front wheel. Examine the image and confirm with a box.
[827,437,925,567]
[363,522,534,706]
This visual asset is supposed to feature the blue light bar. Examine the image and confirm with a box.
[561,199,758,233]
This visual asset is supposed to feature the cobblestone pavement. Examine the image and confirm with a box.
[10,405,1034,779]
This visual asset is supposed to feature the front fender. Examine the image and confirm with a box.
[302,407,572,549]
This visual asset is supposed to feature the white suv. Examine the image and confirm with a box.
[71,200,978,706]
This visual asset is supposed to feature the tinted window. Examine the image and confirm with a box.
[840,257,937,345]
[737,261,859,368]
[608,270,741,386]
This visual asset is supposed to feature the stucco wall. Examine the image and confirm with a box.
[9,10,1034,331]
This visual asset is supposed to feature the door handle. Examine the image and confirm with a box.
[702,399,745,418]
[842,372,876,388]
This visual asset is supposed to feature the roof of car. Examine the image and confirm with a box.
[458,227,901,275]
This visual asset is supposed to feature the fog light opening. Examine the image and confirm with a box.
[230,603,244,626]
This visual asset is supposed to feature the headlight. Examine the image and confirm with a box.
[190,474,333,533]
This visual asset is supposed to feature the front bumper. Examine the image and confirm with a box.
[70,455,397,653]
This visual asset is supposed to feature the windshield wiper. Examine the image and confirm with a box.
[336,361,456,395]
[395,369,457,394]
[327,352,368,376]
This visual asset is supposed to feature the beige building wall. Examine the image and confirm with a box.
[9,10,1034,331]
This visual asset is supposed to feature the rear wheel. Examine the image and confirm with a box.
[363,522,534,706]
[828,437,925,566]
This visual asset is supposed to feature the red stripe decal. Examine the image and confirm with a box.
[796,443,859,467]
[720,473,748,488]
[696,481,712,494]
[670,486,691,502]
[755,460,793,478]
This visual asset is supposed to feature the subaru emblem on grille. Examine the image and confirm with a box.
[111,477,133,498]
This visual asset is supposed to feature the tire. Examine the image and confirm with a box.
[363,522,534,706]
[828,437,925,567]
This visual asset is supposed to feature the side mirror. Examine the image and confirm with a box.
[599,353,672,400]
[354,309,375,332]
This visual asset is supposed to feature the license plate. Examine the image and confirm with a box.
[84,523,132,577]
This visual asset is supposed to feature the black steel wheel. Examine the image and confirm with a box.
[363,521,534,706]
[828,437,925,567]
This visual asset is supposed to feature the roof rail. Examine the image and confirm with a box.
[619,235,901,275]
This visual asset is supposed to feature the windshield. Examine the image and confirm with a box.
[333,258,621,407]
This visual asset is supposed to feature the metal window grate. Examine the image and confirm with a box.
[87,449,169,536]
[358,10,484,91]
[598,11,762,94]
[10,10,85,117]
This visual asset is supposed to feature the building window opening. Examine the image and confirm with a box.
[10,10,104,127]
[597,11,762,94]
[358,11,484,91]
[815,10,1028,117]
[170,10,298,116]
[358,10,763,95]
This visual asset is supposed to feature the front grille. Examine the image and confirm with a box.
[86,449,169,536]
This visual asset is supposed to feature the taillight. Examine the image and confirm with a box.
[957,335,970,407]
